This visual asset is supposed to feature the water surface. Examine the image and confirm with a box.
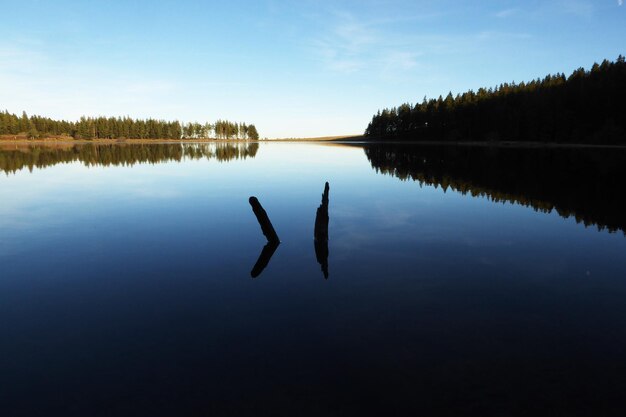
[1,142,626,416]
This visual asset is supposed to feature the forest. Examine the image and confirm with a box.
[365,56,626,144]
[0,112,259,140]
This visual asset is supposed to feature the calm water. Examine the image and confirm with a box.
[1,142,626,416]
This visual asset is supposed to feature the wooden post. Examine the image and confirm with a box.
[314,182,329,242]
[314,182,330,279]
[249,196,280,243]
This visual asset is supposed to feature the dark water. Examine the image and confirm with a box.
[1,142,626,416]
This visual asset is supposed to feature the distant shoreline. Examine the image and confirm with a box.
[0,134,365,145]
[2,135,626,149]
[344,139,626,149]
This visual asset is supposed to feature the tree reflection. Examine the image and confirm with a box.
[249,196,280,278]
[364,143,626,234]
[0,142,259,174]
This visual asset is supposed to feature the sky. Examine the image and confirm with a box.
[0,0,624,138]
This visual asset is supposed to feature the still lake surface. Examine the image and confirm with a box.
[1,142,626,416]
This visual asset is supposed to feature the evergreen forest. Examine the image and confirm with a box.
[365,56,626,144]
[0,112,259,140]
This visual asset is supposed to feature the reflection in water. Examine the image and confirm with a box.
[250,241,280,278]
[2,142,626,416]
[364,143,626,234]
[314,182,330,279]
[248,196,280,278]
[0,142,259,174]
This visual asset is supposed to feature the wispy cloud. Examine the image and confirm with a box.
[477,31,532,41]
[383,51,419,71]
[619,0,623,6]
[308,7,534,80]
[0,46,46,73]
[0,43,181,120]
[494,8,520,18]
[378,51,422,82]
[558,0,594,16]
[310,11,377,74]
[309,10,442,77]
[496,2,602,20]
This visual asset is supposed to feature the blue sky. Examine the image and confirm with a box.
[0,0,624,138]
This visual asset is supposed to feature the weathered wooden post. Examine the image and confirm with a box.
[314,182,330,279]
[249,196,280,243]
[249,196,280,277]
[314,182,329,240]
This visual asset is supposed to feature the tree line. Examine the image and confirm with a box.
[182,120,258,140]
[365,56,626,144]
[0,112,259,140]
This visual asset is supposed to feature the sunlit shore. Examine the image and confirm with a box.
[4,135,626,149]
[0,134,365,144]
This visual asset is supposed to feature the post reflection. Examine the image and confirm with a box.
[250,241,280,278]
[249,196,280,278]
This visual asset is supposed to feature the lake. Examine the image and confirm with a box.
[1,142,626,416]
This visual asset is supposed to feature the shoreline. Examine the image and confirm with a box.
[1,135,625,149]
[0,134,364,145]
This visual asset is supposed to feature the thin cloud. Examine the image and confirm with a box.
[619,0,623,6]
[329,59,363,74]
[310,11,376,74]
[367,11,448,26]
[379,51,423,82]
[558,0,594,16]
[309,9,450,76]
[0,45,181,120]
[384,51,419,71]
[477,31,532,41]
[309,7,533,81]
[495,8,520,18]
